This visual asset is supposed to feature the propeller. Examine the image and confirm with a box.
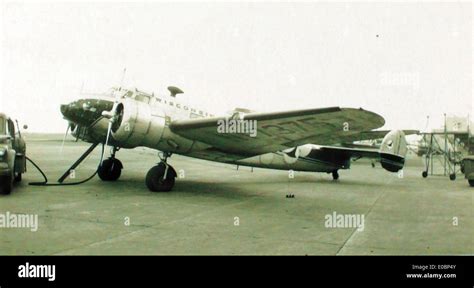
[100,87,124,165]
[100,68,127,166]
[59,124,71,154]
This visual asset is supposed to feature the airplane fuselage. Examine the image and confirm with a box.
[61,88,346,173]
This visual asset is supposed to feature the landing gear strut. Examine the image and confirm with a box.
[332,170,339,180]
[98,147,123,182]
[146,152,176,192]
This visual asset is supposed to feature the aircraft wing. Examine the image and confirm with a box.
[351,129,419,141]
[170,107,385,157]
[313,145,380,159]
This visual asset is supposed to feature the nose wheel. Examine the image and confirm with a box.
[146,152,176,192]
[98,158,123,181]
[98,147,123,181]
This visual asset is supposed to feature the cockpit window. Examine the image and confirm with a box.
[134,93,151,103]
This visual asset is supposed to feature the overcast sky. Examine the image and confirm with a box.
[0,1,472,133]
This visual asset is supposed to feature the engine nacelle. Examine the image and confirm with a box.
[111,98,166,148]
[282,145,313,164]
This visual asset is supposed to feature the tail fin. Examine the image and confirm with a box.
[379,130,407,172]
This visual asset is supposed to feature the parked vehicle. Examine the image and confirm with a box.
[462,156,474,187]
[0,113,27,194]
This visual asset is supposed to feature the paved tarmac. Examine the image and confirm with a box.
[0,134,472,255]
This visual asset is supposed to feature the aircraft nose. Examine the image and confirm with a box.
[60,98,114,126]
[60,104,69,116]
[60,101,78,121]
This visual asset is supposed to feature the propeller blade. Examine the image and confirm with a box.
[99,83,124,166]
[60,124,71,154]
[101,120,113,166]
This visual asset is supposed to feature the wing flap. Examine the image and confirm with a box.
[317,145,380,159]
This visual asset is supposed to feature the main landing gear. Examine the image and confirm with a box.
[98,147,123,181]
[146,152,177,192]
[96,147,177,192]
[332,170,339,180]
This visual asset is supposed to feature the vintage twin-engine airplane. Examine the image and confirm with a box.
[60,86,408,192]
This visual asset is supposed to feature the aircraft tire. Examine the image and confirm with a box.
[0,176,13,195]
[332,170,339,180]
[98,158,122,181]
[146,163,175,192]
